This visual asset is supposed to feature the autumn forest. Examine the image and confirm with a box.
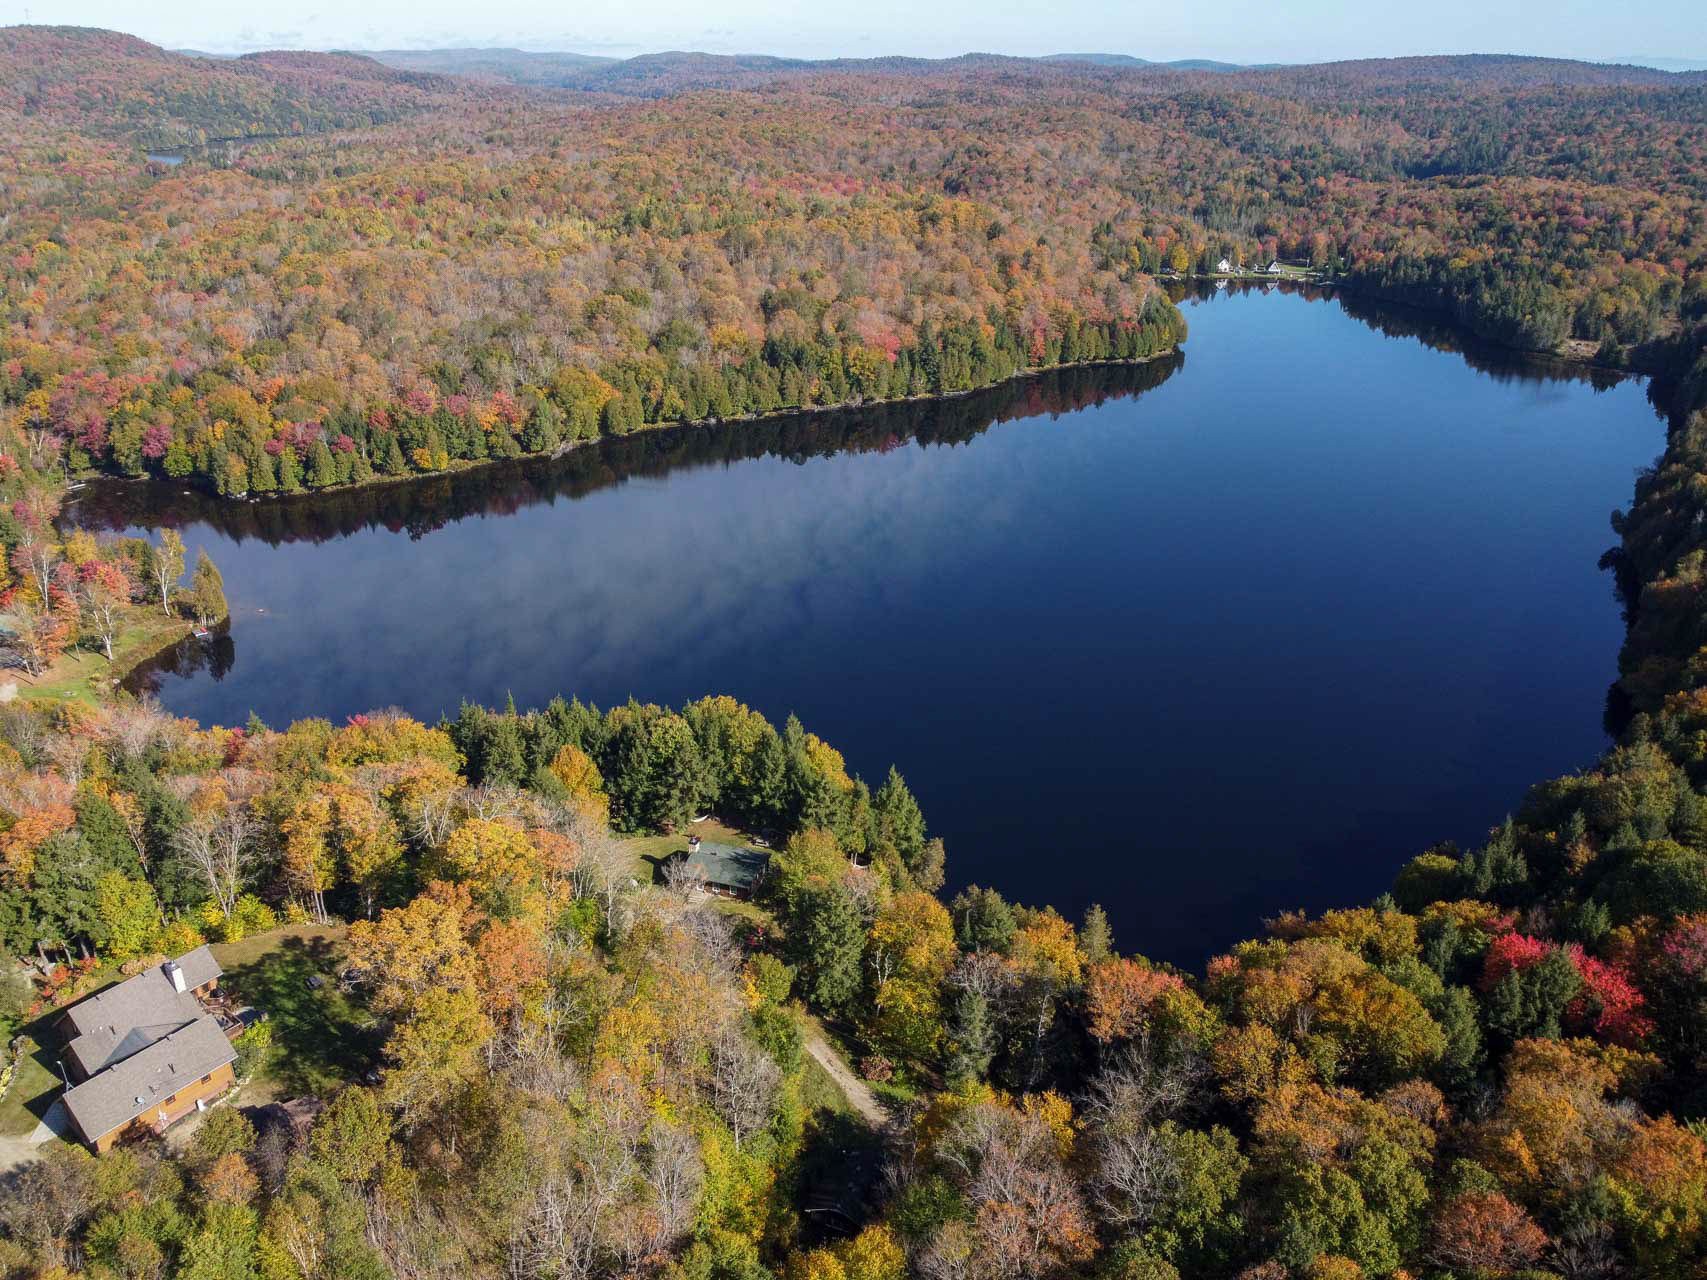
[0,21,1705,1280]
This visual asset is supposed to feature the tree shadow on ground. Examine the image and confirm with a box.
[793,1110,888,1246]
[219,935,382,1096]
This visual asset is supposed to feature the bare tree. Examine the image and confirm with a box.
[172,804,258,918]
[709,1029,781,1150]
[150,529,185,614]
[646,1119,703,1245]
[15,533,58,609]
[662,855,706,898]
[1552,1219,1622,1280]
[408,786,458,850]
[508,1173,606,1280]
[75,568,128,663]
[103,700,177,765]
[464,783,526,823]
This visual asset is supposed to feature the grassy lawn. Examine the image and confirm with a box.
[0,955,143,1140]
[798,1047,855,1117]
[14,612,194,707]
[0,1029,69,1140]
[212,924,382,1102]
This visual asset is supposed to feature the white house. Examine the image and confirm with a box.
[1216,257,1233,273]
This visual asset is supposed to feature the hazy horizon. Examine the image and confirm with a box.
[2,0,1703,68]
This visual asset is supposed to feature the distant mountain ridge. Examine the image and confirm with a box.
[0,25,480,148]
[4,25,1703,140]
[347,43,1703,95]
[1041,52,1270,71]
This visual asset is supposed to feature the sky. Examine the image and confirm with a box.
[2,0,1703,66]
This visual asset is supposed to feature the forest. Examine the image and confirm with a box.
[1,390,1707,1275]
[0,21,1706,1280]
[2,29,1705,499]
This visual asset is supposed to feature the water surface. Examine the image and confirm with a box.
[72,287,1659,965]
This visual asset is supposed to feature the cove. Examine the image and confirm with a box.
[68,286,1662,967]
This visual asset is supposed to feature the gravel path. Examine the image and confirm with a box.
[802,1024,888,1129]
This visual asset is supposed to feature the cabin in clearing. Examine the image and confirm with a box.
[668,835,773,898]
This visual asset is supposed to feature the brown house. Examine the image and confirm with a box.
[56,947,238,1152]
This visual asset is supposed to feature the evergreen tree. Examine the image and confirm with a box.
[950,884,1017,953]
[874,767,926,871]
[1079,904,1114,966]
[249,446,278,492]
[308,439,339,489]
[1484,947,1582,1045]
[523,399,563,453]
[788,882,863,1013]
[945,987,996,1084]
[276,446,303,493]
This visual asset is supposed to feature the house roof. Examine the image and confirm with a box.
[61,1017,236,1143]
[682,840,771,892]
[60,947,224,1078]
[172,945,222,992]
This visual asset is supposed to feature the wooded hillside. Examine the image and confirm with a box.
[2,29,1703,498]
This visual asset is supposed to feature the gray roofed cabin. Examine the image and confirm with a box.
[59,946,222,1079]
[669,836,772,898]
[53,946,238,1151]
[61,1019,237,1151]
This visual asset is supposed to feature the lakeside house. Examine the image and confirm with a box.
[1269,259,1284,273]
[670,834,773,898]
[55,946,239,1151]
[1217,257,1233,273]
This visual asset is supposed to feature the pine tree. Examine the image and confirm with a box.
[249,447,278,492]
[308,439,339,489]
[945,987,996,1084]
[1079,904,1113,966]
[874,767,926,872]
[523,400,563,453]
[790,882,863,1013]
[277,447,303,493]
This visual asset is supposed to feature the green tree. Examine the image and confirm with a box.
[307,439,339,489]
[276,446,303,493]
[186,550,228,628]
[309,1087,392,1185]
[93,872,158,961]
[945,987,996,1084]
[950,884,1017,953]
[1485,946,1582,1044]
[606,706,708,832]
[874,767,926,871]
[176,1201,259,1280]
[789,882,864,1013]
[1080,904,1114,966]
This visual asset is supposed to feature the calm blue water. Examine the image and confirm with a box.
[73,288,1661,965]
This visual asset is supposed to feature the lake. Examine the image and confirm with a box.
[69,285,1661,966]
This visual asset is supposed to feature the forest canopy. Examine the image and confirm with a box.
[2,29,1704,497]
[1,26,1707,1280]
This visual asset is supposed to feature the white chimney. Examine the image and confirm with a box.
[164,960,186,993]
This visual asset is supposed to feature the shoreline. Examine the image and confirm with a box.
[6,612,227,708]
[1175,271,1649,377]
[75,347,1186,510]
[68,276,1659,516]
